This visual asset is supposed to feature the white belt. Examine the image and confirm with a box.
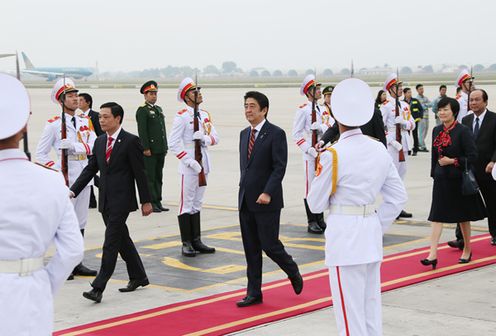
[329,204,376,216]
[0,258,44,276]
[68,154,87,161]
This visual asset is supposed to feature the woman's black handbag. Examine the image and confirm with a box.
[462,158,479,196]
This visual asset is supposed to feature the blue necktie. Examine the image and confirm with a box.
[473,117,480,139]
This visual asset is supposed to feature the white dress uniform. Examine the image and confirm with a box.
[168,105,219,214]
[455,69,474,122]
[36,112,96,229]
[456,91,469,122]
[0,73,83,336]
[293,91,330,196]
[380,92,415,179]
[307,79,407,336]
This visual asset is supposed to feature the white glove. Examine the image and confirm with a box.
[306,147,318,158]
[192,131,203,140]
[394,116,408,126]
[390,140,403,151]
[310,122,320,131]
[188,160,202,174]
[59,139,75,152]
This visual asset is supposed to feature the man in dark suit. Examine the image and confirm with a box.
[317,107,387,148]
[450,89,496,247]
[237,91,303,307]
[78,93,103,209]
[71,102,153,303]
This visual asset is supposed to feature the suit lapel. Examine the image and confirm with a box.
[477,110,493,141]
[241,127,249,168]
[247,121,270,165]
[108,130,125,167]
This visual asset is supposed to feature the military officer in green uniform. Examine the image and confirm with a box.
[136,80,169,213]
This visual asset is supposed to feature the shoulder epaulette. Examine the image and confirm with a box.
[34,162,59,172]
[298,103,308,109]
[382,100,390,106]
[48,116,60,123]
[177,108,188,115]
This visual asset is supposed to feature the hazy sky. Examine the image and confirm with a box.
[1,0,494,72]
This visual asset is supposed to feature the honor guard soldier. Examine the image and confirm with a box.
[455,69,474,122]
[0,73,83,335]
[292,74,330,234]
[321,85,336,124]
[36,78,97,277]
[380,73,415,218]
[307,78,407,336]
[136,80,169,213]
[169,77,218,256]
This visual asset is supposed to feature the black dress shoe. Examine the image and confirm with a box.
[289,273,303,295]
[118,278,150,292]
[420,258,438,269]
[73,263,98,276]
[398,210,412,218]
[412,151,418,156]
[83,288,103,303]
[447,239,464,250]
[491,237,496,246]
[159,205,169,212]
[236,295,263,308]
[67,274,74,280]
[152,205,162,213]
[307,221,323,234]
[459,252,472,264]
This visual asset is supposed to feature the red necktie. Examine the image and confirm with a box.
[106,136,114,163]
[248,128,257,159]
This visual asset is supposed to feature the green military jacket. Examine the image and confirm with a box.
[136,102,168,154]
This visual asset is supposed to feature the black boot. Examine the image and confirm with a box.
[191,212,215,253]
[178,214,196,257]
[72,229,97,276]
[304,199,323,234]
[316,212,326,232]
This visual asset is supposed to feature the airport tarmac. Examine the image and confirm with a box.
[20,84,496,335]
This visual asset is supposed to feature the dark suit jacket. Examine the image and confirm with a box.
[88,109,103,136]
[430,123,477,179]
[462,110,496,181]
[238,120,286,212]
[320,108,387,147]
[71,129,151,213]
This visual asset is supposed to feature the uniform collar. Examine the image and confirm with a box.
[0,148,28,161]
[146,102,155,108]
[340,128,363,140]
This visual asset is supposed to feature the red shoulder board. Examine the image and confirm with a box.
[177,109,188,115]
[382,100,390,106]
[298,103,308,109]
[48,116,60,123]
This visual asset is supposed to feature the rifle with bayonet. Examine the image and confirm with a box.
[467,66,474,116]
[16,50,31,160]
[60,75,69,186]
[395,69,405,162]
[310,74,318,170]
[193,74,207,187]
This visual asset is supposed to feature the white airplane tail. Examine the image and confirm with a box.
[21,52,34,69]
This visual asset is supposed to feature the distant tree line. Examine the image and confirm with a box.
[100,61,496,79]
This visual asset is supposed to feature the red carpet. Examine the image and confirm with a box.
[55,234,496,336]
